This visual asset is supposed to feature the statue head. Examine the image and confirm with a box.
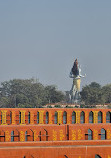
[71,59,79,76]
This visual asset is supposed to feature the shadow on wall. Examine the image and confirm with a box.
[95,155,102,158]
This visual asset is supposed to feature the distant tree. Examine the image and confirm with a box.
[54,104,61,108]
[47,105,52,108]
[0,78,45,108]
[0,78,65,108]
[65,91,70,103]
[44,85,65,104]
[102,84,111,103]
[0,97,10,108]
[65,105,72,108]
[80,82,105,105]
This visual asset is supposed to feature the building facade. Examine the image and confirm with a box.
[0,108,111,158]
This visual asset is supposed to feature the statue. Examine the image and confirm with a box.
[69,59,85,103]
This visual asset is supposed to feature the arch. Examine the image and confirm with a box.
[101,128,106,140]
[25,131,28,141]
[46,111,49,124]
[25,129,34,141]
[63,111,67,124]
[11,131,14,142]
[39,131,41,141]
[44,129,48,141]
[57,156,68,158]
[89,111,93,123]
[19,111,21,124]
[28,112,30,124]
[37,111,39,124]
[10,111,12,124]
[39,129,48,141]
[72,111,76,124]
[23,154,34,158]
[54,111,58,124]
[80,111,85,123]
[106,111,111,123]
[0,130,5,142]
[88,129,93,140]
[11,129,20,142]
[95,155,102,158]
[98,111,102,123]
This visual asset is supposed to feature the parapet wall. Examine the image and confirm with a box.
[0,108,110,125]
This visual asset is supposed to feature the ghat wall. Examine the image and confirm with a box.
[0,108,111,158]
[0,108,110,125]
[0,141,111,158]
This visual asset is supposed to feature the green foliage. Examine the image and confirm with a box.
[81,82,103,105]
[54,104,61,108]
[0,97,10,108]
[80,82,111,105]
[101,84,111,103]
[47,105,52,108]
[0,78,65,108]
[44,85,65,104]
[107,104,111,109]
[18,104,33,108]
[1,79,111,108]
[65,105,72,108]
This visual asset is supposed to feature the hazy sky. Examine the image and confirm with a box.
[0,1,111,91]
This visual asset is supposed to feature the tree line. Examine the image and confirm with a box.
[0,79,111,108]
[81,82,111,106]
[0,78,65,108]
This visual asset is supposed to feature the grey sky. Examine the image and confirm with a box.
[0,1,111,91]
